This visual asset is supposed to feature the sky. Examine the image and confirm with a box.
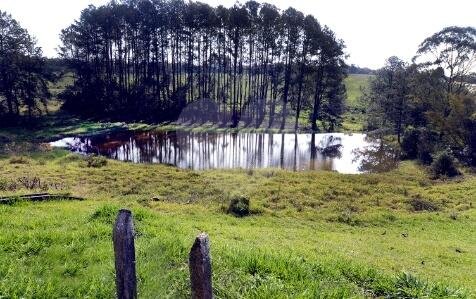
[1,0,475,69]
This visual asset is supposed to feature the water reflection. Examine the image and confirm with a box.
[353,140,400,173]
[50,131,395,174]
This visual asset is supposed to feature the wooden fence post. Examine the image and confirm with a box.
[113,209,137,299]
[189,233,213,299]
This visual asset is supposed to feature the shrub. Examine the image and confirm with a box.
[401,127,419,159]
[393,272,463,298]
[334,210,362,226]
[0,178,8,191]
[408,195,439,212]
[417,128,439,165]
[401,127,440,163]
[401,127,439,165]
[18,176,49,190]
[430,151,460,178]
[86,155,108,168]
[58,153,82,164]
[0,135,10,143]
[9,156,30,164]
[227,195,250,217]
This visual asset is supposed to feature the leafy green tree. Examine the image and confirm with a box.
[0,11,50,123]
[365,56,410,143]
[309,26,346,131]
[414,26,476,95]
[367,27,476,168]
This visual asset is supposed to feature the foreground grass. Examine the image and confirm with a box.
[0,149,474,298]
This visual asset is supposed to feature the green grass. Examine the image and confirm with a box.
[0,148,474,298]
[344,74,373,108]
[0,113,154,144]
[342,74,373,132]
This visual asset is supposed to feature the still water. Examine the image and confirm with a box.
[51,131,396,174]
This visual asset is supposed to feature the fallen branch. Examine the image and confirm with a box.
[0,193,85,204]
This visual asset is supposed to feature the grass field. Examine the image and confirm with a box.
[0,144,474,297]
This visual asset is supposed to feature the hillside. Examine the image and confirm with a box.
[343,74,373,132]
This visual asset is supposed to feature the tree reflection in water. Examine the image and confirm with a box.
[353,137,400,173]
[51,131,381,174]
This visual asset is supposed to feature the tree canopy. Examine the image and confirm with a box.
[414,26,476,94]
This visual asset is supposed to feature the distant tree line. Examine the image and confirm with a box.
[365,26,476,169]
[466,73,476,84]
[44,58,71,75]
[348,64,374,75]
[59,0,347,130]
[0,11,51,124]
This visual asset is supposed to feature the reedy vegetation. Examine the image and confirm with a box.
[59,0,346,130]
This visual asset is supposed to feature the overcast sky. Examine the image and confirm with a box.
[1,0,475,69]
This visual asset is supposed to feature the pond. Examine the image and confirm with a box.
[50,131,399,174]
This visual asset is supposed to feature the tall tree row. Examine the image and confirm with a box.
[60,0,347,130]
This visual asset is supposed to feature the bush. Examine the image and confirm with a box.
[86,155,108,168]
[0,135,10,143]
[333,210,362,226]
[417,128,441,165]
[9,156,30,164]
[431,151,460,178]
[408,195,439,212]
[401,127,419,159]
[0,178,8,191]
[58,153,82,164]
[401,127,439,165]
[227,195,250,217]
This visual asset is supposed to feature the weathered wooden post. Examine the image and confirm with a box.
[113,209,137,299]
[189,233,213,299]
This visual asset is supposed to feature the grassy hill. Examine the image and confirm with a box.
[343,74,373,132]
[345,74,373,107]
